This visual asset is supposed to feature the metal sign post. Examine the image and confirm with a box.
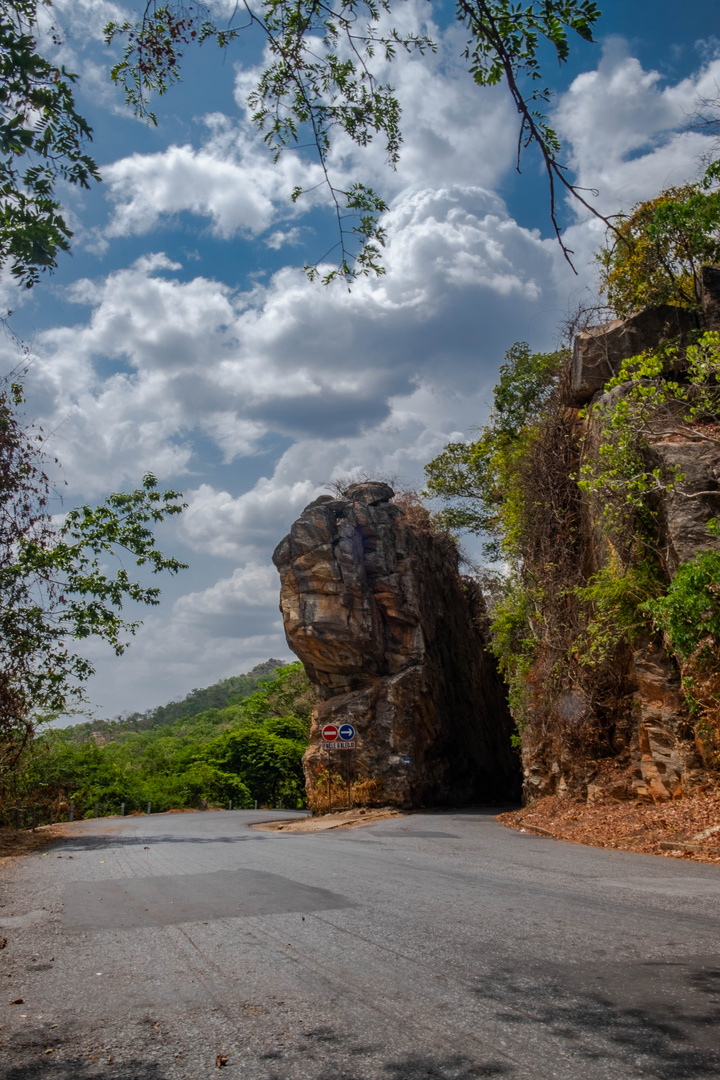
[321,723,357,812]
[339,724,355,807]
[321,725,338,813]
[321,725,358,812]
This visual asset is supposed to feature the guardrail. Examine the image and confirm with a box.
[0,798,247,829]
[1,801,132,828]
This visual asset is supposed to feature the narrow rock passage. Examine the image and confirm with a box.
[1,810,719,1080]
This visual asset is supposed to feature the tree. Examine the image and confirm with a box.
[207,726,306,806]
[0,381,187,773]
[7,661,312,817]
[597,184,720,317]
[423,342,565,552]
[644,520,720,770]
[105,0,603,280]
[423,340,591,729]
[0,5,187,781]
[0,0,101,288]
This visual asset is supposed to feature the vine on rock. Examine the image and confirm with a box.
[425,325,720,788]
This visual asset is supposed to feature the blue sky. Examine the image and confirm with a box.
[9,0,719,719]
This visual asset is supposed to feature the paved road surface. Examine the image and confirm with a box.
[1,809,719,1080]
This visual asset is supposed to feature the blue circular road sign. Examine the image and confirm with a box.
[338,723,356,741]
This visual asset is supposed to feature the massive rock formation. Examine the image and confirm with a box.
[272,482,520,808]
[571,305,696,404]
[524,276,720,804]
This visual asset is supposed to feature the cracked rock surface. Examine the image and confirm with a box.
[273,482,520,808]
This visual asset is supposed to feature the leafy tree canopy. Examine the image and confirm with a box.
[598,184,720,317]
[423,342,565,551]
[6,662,313,817]
[645,521,720,663]
[0,383,186,772]
[77,659,289,735]
[577,332,720,538]
[105,0,602,280]
[0,0,101,288]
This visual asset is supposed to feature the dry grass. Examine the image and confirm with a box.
[307,774,385,813]
[498,789,720,863]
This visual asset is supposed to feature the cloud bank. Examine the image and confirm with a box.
[20,18,720,714]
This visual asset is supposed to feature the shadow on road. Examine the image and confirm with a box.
[5,1060,165,1080]
[472,958,720,1079]
[380,1055,511,1078]
[57,833,264,853]
[4,1052,513,1080]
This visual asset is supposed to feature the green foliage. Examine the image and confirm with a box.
[423,343,565,553]
[236,662,315,726]
[487,577,537,730]
[577,333,720,547]
[0,1,101,287]
[64,663,288,741]
[645,523,720,661]
[642,521,720,764]
[572,560,661,668]
[424,188,720,755]
[492,341,564,437]
[597,185,720,316]
[105,1,601,279]
[112,660,287,732]
[204,726,306,808]
[425,342,581,735]
[7,662,313,817]
[0,387,186,770]
[460,0,601,255]
[423,337,679,741]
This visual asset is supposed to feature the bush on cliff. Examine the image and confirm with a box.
[424,184,720,778]
[597,183,720,315]
[645,525,720,769]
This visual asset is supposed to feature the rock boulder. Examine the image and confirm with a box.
[272,482,520,808]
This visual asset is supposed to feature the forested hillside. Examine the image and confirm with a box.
[64,659,287,741]
[2,663,314,820]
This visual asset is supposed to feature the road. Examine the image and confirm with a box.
[1,809,719,1080]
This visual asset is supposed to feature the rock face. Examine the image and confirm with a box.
[571,305,696,404]
[571,266,720,407]
[699,264,720,331]
[627,636,695,801]
[272,482,520,808]
[651,440,720,574]
[525,275,720,804]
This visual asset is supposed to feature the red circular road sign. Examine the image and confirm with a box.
[322,724,339,742]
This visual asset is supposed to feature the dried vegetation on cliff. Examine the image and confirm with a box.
[426,182,720,811]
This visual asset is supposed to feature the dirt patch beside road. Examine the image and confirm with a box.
[0,824,64,861]
[498,790,720,863]
[252,807,406,833]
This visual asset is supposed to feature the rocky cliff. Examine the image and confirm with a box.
[272,482,520,808]
[522,269,720,804]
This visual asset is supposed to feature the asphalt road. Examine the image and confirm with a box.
[1,809,719,1080]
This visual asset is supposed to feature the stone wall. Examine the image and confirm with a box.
[273,482,520,809]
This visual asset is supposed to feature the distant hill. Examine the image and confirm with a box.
[66,659,287,742]
[21,661,313,816]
